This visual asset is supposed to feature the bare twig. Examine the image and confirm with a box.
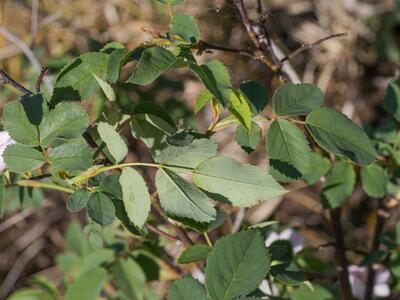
[0,26,52,92]
[197,40,253,58]
[329,208,353,300]
[281,32,348,63]
[318,241,368,256]
[233,0,280,72]
[147,224,180,242]
[0,69,32,95]
[364,197,389,300]
[35,67,48,93]
[0,239,45,299]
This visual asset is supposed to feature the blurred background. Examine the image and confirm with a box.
[0,0,399,298]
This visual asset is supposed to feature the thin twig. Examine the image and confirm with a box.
[0,239,45,299]
[147,224,180,242]
[364,197,389,300]
[0,69,32,95]
[329,208,353,300]
[35,67,48,93]
[0,26,52,92]
[233,0,279,71]
[197,40,253,58]
[281,32,348,63]
[318,241,368,256]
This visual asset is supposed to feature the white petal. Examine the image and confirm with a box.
[375,267,390,284]
[265,232,280,247]
[373,283,390,297]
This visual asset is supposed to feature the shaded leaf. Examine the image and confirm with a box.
[273,83,324,116]
[4,144,45,173]
[87,192,115,225]
[267,119,311,180]
[361,163,388,198]
[205,230,270,300]
[305,108,376,165]
[171,13,200,42]
[178,245,211,264]
[127,47,178,85]
[119,168,151,228]
[321,161,355,208]
[67,189,90,212]
[235,122,262,153]
[239,80,269,114]
[65,267,107,300]
[193,157,287,207]
[156,168,216,222]
[167,277,207,300]
[301,153,331,185]
[383,80,400,121]
[111,258,146,300]
[20,93,46,125]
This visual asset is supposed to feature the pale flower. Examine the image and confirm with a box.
[265,228,304,253]
[0,131,15,172]
[348,265,390,299]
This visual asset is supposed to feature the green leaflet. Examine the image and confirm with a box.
[64,267,107,300]
[361,163,388,198]
[155,138,218,171]
[8,289,55,300]
[267,119,311,179]
[51,52,109,104]
[49,142,92,171]
[167,277,207,300]
[107,48,129,83]
[273,83,324,116]
[383,80,400,121]
[111,258,147,300]
[87,192,116,225]
[155,168,216,222]
[305,108,376,165]
[228,91,253,130]
[97,122,128,163]
[127,47,178,85]
[66,189,90,213]
[92,73,116,102]
[171,12,200,42]
[290,284,335,300]
[119,168,151,228]
[39,102,89,147]
[239,80,269,114]
[178,245,211,264]
[20,93,46,126]
[193,157,287,207]
[3,144,45,173]
[205,230,270,300]
[321,161,356,209]
[234,122,262,154]
[2,100,39,147]
[190,60,232,107]
[194,90,213,113]
[301,153,331,185]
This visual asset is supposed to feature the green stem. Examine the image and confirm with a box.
[15,180,74,193]
[68,162,161,185]
[204,232,213,247]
